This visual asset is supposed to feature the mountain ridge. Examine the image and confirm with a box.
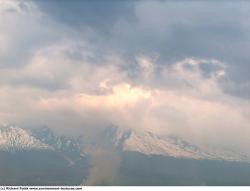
[0,124,249,163]
[104,126,250,163]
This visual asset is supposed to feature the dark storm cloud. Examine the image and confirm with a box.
[34,1,250,82]
[35,0,136,33]
[1,0,249,99]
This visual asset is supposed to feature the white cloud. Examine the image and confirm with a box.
[0,0,72,69]
[0,35,249,155]
[136,56,155,79]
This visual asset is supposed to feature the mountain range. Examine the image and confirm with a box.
[0,124,250,185]
[1,125,249,163]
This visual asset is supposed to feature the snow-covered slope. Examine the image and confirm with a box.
[1,124,249,163]
[108,127,250,163]
[31,127,85,158]
[0,125,52,151]
[0,124,86,167]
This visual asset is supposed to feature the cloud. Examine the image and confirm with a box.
[35,0,136,33]
[109,0,250,94]
[0,0,250,157]
[0,0,78,69]
[1,38,249,154]
[30,0,250,100]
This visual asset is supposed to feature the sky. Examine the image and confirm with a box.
[0,0,250,154]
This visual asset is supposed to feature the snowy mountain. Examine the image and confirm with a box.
[31,127,84,157]
[0,125,85,159]
[30,127,86,167]
[0,124,249,163]
[105,127,250,163]
[0,125,52,151]
[0,124,250,185]
[0,125,88,186]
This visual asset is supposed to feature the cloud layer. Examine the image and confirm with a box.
[0,0,250,155]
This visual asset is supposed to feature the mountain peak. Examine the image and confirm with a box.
[0,125,52,151]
